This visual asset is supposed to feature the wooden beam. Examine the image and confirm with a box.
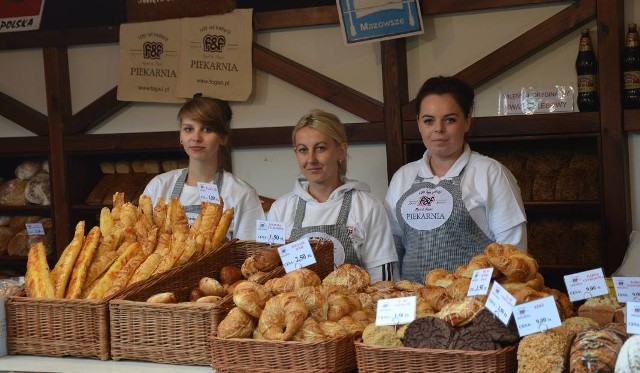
[596,0,628,274]
[381,38,408,181]
[254,6,339,30]
[42,46,72,256]
[0,91,48,136]
[66,87,130,135]
[458,0,595,88]
[421,0,571,15]
[253,43,384,122]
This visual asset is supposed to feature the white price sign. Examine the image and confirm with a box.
[513,296,562,337]
[485,281,516,325]
[197,182,220,204]
[467,268,493,296]
[612,277,640,303]
[627,302,640,335]
[375,296,416,326]
[256,220,286,245]
[25,223,45,236]
[277,238,316,273]
[564,268,609,302]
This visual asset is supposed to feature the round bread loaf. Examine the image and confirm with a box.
[0,226,14,255]
[7,229,28,256]
[15,160,42,180]
[25,172,51,205]
[0,178,28,206]
[615,334,640,373]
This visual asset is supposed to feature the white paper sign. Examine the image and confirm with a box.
[277,238,316,273]
[498,85,574,115]
[256,220,286,245]
[564,268,609,302]
[612,277,640,303]
[513,296,562,337]
[25,223,45,236]
[467,268,493,296]
[485,282,516,325]
[375,296,417,326]
[627,302,640,335]
[197,182,220,204]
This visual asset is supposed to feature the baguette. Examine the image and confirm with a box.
[210,208,234,252]
[65,226,101,299]
[152,234,186,275]
[85,242,142,300]
[175,234,200,266]
[84,250,119,289]
[127,233,171,286]
[153,197,167,229]
[99,206,115,237]
[50,221,85,298]
[102,248,149,299]
[93,227,123,259]
[25,242,55,298]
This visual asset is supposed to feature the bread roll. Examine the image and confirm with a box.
[100,161,116,174]
[131,160,146,173]
[217,307,255,339]
[425,268,456,288]
[143,159,161,174]
[322,263,370,291]
[253,247,281,272]
[220,265,243,286]
[257,293,309,341]
[233,281,272,318]
[146,292,177,303]
[115,161,132,174]
[198,277,226,297]
[195,295,223,304]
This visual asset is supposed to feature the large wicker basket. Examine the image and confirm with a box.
[6,294,111,360]
[354,341,518,373]
[210,335,358,373]
[109,239,334,365]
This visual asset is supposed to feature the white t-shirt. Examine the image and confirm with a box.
[385,144,528,250]
[142,169,265,240]
[267,178,399,282]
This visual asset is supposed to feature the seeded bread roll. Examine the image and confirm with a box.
[15,160,42,180]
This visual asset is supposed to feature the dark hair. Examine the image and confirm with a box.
[177,96,232,138]
[414,76,475,117]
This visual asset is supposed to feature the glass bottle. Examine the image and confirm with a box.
[575,28,599,112]
[623,23,640,109]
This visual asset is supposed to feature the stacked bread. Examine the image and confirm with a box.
[24,192,233,299]
[0,216,54,256]
[0,160,50,206]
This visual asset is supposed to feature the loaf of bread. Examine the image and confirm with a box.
[131,160,146,173]
[577,295,620,326]
[0,226,14,255]
[7,229,29,256]
[322,263,370,292]
[0,178,28,205]
[85,174,118,205]
[569,327,626,373]
[15,160,42,180]
[517,326,575,373]
[615,334,640,373]
[100,161,116,174]
[143,159,161,174]
[161,159,178,172]
[25,172,51,205]
[484,242,539,282]
[115,161,132,174]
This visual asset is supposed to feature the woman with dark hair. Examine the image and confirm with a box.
[143,95,264,240]
[267,109,398,282]
[385,76,527,283]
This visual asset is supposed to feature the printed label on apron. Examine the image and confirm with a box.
[400,186,453,230]
[301,231,345,269]
[186,212,199,226]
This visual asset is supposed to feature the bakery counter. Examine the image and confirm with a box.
[0,355,216,372]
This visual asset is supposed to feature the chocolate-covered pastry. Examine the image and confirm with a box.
[402,316,454,349]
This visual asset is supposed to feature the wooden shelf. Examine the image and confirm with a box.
[0,205,52,215]
[623,109,640,131]
[403,112,600,141]
[0,137,50,155]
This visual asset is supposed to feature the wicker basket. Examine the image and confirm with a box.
[109,239,334,365]
[354,341,517,373]
[210,335,358,373]
[6,293,111,360]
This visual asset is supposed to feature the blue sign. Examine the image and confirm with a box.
[337,0,424,45]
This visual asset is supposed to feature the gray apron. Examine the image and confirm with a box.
[395,170,492,283]
[171,168,224,216]
[289,189,360,269]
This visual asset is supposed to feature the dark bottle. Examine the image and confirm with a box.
[623,23,640,109]
[575,28,599,112]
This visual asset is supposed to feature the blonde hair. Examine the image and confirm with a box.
[292,109,348,178]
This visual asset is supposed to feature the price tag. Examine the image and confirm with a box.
[25,223,45,236]
[485,281,516,325]
[197,182,220,204]
[277,238,316,273]
[612,277,640,303]
[467,268,493,296]
[256,220,286,245]
[627,302,640,335]
[186,212,198,227]
[563,268,609,302]
[513,296,562,337]
[375,296,416,326]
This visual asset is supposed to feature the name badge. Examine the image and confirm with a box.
[375,296,416,326]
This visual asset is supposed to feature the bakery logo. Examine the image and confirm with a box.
[417,195,435,207]
[572,277,579,283]
[619,280,624,286]
[636,307,640,313]
[280,247,287,255]
[519,309,525,315]
[258,222,266,229]
[143,41,163,59]
[203,34,226,52]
